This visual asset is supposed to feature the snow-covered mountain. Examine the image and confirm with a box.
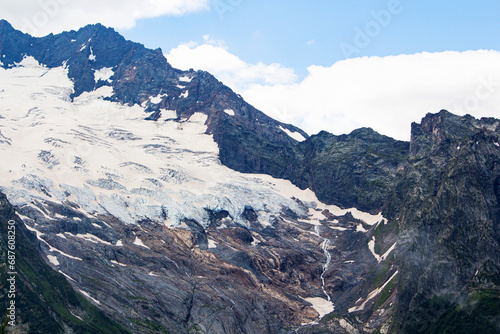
[0,21,401,333]
[1,20,499,334]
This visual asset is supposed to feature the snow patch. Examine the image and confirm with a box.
[208,239,217,249]
[304,297,334,319]
[79,290,101,305]
[179,75,192,82]
[349,271,398,313]
[94,67,114,83]
[356,224,368,233]
[133,237,150,249]
[380,242,396,262]
[69,310,83,321]
[223,109,235,116]
[49,245,83,261]
[180,90,189,98]
[368,237,380,262]
[368,237,396,263]
[59,270,76,282]
[47,255,59,266]
[278,126,306,142]
[349,210,386,226]
[89,47,96,61]
[110,260,127,267]
[150,93,168,104]
[66,232,113,245]
[251,237,260,246]
[24,223,45,241]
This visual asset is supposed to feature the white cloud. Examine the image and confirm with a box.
[2,0,209,37]
[241,50,500,141]
[165,37,298,92]
[167,44,500,140]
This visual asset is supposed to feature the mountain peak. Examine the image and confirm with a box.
[0,19,14,32]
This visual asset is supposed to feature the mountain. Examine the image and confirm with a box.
[388,110,500,333]
[0,19,309,183]
[0,20,499,333]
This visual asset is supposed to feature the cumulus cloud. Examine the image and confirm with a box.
[165,36,298,92]
[241,50,500,141]
[2,0,209,37]
[167,43,500,140]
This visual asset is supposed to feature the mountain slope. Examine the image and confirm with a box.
[0,32,395,332]
[0,192,130,334]
[0,19,310,190]
[0,19,411,214]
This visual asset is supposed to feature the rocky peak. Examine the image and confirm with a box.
[392,111,500,333]
[409,109,491,157]
[0,19,15,33]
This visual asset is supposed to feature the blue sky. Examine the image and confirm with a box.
[120,0,500,78]
[2,0,500,140]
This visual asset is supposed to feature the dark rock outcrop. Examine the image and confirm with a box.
[388,110,500,333]
[293,128,409,213]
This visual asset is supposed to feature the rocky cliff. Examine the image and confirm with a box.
[388,110,500,333]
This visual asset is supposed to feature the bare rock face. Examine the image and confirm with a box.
[0,193,129,333]
[10,193,396,333]
[293,128,409,213]
[389,110,500,333]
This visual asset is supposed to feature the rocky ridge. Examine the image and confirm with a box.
[388,110,500,333]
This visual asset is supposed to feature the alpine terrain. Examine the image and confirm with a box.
[0,20,498,333]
